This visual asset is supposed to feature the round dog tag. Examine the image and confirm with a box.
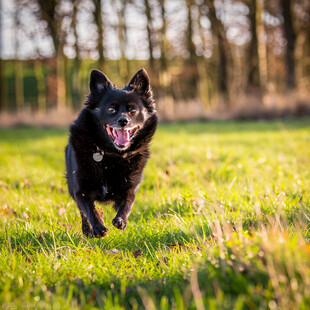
[93,152,103,162]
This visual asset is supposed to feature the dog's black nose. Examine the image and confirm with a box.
[118,117,128,127]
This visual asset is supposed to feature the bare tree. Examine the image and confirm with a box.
[144,0,155,69]
[92,0,105,70]
[280,0,296,89]
[71,0,82,108]
[186,0,196,61]
[37,0,67,110]
[204,0,231,104]
[14,0,24,111]
[37,0,59,50]
[0,59,7,111]
[294,0,310,92]
[2,0,310,115]
[246,0,260,89]
[158,0,167,71]
[0,0,4,111]
[113,0,130,81]
[255,0,268,91]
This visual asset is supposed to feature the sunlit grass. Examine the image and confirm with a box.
[0,119,309,309]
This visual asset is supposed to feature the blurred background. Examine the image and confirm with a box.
[0,0,309,125]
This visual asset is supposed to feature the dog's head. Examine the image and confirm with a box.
[85,69,156,151]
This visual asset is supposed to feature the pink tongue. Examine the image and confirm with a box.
[114,129,130,146]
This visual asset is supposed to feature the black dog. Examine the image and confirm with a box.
[65,69,158,238]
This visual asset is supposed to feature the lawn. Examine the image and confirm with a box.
[0,119,309,309]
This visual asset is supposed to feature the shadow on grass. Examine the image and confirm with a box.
[0,223,271,309]
[0,218,210,255]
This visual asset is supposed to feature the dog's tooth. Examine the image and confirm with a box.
[126,130,130,139]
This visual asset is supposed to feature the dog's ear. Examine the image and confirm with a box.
[128,69,150,94]
[85,70,113,108]
[89,70,113,94]
[127,69,155,113]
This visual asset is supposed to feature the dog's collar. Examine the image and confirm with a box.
[93,146,138,162]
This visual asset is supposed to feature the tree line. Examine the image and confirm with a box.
[0,0,309,115]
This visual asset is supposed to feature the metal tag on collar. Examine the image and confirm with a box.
[93,147,104,162]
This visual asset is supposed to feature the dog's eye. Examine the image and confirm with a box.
[128,107,137,114]
[108,107,116,113]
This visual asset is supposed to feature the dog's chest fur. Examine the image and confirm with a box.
[73,143,147,202]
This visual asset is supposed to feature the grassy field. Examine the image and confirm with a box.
[0,119,309,309]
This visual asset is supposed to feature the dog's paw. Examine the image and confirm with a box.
[81,217,93,237]
[92,223,109,238]
[112,217,127,230]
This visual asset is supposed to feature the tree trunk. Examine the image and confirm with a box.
[37,0,59,51]
[56,50,66,111]
[196,3,211,107]
[255,0,268,91]
[114,0,129,81]
[158,0,167,71]
[247,0,260,89]
[14,60,24,111]
[14,0,24,111]
[186,0,196,61]
[37,0,67,111]
[144,0,155,69]
[281,0,296,89]
[0,59,8,111]
[72,0,82,109]
[205,0,230,103]
[295,31,309,93]
[34,58,47,113]
[93,0,105,70]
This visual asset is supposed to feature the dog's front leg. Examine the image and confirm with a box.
[75,192,108,238]
[112,192,135,230]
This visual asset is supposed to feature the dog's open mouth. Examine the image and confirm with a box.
[106,125,138,149]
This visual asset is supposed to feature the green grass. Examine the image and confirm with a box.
[0,119,310,309]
